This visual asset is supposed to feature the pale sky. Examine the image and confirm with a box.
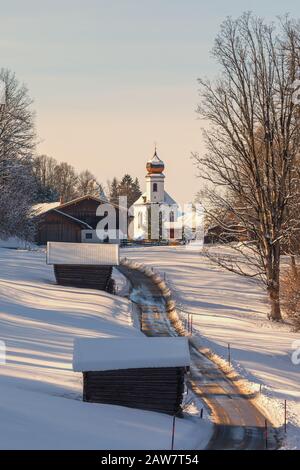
[0,0,299,202]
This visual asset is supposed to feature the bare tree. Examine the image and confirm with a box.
[76,169,104,198]
[194,14,300,321]
[52,162,78,203]
[281,267,300,330]
[32,154,59,202]
[33,155,107,203]
[33,154,57,188]
[0,68,36,239]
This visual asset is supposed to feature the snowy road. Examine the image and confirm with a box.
[118,265,277,450]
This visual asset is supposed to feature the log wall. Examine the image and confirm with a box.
[36,212,82,244]
[82,367,185,415]
[54,265,113,291]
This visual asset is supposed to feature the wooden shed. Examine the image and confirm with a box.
[47,242,119,291]
[33,195,122,245]
[73,337,190,415]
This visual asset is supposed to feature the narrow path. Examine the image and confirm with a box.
[118,265,276,450]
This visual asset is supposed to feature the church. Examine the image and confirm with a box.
[129,149,180,241]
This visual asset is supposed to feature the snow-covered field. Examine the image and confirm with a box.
[0,246,209,449]
[123,245,300,449]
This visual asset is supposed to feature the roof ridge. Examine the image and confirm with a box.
[53,209,93,229]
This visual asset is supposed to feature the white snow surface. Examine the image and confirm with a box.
[73,337,190,371]
[0,247,210,449]
[0,236,36,250]
[122,245,300,449]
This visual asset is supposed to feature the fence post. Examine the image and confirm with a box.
[284,399,287,433]
[171,415,176,450]
[265,419,268,449]
[228,343,231,366]
[190,315,193,335]
[200,408,203,419]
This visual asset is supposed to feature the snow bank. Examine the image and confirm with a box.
[122,245,300,449]
[73,337,190,371]
[0,237,37,250]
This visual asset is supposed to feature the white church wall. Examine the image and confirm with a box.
[133,205,148,240]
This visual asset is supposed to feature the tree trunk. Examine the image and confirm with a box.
[268,284,282,321]
[290,255,298,278]
[267,243,282,321]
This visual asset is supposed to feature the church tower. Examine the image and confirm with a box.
[145,149,165,203]
[130,147,179,241]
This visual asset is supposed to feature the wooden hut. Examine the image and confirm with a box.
[73,337,190,415]
[33,195,122,244]
[47,242,119,291]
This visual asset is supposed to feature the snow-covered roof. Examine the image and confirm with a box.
[132,191,177,207]
[58,195,107,210]
[32,195,126,217]
[132,192,146,206]
[56,195,127,212]
[73,337,190,372]
[47,242,119,266]
[164,191,177,206]
[147,151,163,165]
[53,209,93,229]
[32,201,61,216]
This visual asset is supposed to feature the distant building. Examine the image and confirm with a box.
[129,150,179,241]
[33,195,121,245]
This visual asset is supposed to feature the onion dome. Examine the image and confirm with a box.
[146,149,165,174]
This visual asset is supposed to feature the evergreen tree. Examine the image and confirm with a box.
[132,177,142,203]
[109,177,120,206]
[118,174,142,208]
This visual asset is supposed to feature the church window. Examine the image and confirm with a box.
[138,212,143,228]
[159,212,163,239]
[153,183,157,192]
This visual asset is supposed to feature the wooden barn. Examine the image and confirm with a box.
[33,195,122,244]
[73,337,190,415]
[47,242,119,291]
